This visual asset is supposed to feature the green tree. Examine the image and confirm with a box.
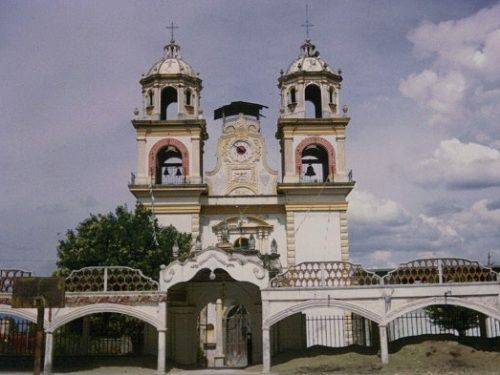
[55,204,191,280]
[425,305,481,339]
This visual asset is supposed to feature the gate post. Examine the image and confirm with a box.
[378,324,389,364]
[43,330,54,375]
[157,328,166,374]
[262,326,271,373]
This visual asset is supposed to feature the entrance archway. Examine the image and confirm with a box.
[166,268,262,368]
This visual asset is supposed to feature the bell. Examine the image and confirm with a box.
[163,168,170,176]
[176,167,182,176]
[305,164,316,177]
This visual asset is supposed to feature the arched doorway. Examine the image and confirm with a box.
[166,268,262,368]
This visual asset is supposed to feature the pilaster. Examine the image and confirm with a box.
[286,210,296,267]
[340,210,349,262]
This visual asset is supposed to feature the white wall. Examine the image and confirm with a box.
[294,211,341,264]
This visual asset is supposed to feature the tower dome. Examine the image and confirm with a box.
[285,39,336,75]
[279,39,342,119]
[139,38,203,121]
[143,40,198,78]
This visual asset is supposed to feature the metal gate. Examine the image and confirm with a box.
[224,305,250,367]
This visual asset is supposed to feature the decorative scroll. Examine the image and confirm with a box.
[0,269,33,293]
[65,293,166,306]
[65,267,159,292]
[270,262,381,288]
[383,258,499,285]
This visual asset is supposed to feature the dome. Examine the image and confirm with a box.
[144,40,197,78]
[285,39,336,75]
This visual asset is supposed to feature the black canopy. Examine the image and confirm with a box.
[214,101,267,120]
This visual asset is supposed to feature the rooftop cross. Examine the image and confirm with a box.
[166,21,179,42]
[301,4,314,40]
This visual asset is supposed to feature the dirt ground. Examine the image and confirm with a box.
[247,338,500,375]
[2,338,500,374]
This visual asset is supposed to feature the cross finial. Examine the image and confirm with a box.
[301,4,314,39]
[166,21,179,42]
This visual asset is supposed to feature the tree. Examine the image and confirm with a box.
[55,204,191,280]
[425,305,481,339]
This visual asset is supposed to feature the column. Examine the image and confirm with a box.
[378,324,389,364]
[214,298,225,367]
[262,327,271,373]
[283,137,294,182]
[43,330,54,375]
[136,134,147,184]
[191,136,201,183]
[336,135,346,178]
[157,329,166,374]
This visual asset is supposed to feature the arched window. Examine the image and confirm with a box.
[305,84,322,118]
[148,90,154,107]
[156,146,183,184]
[290,87,296,104]
[160,87,177,120]
[301,144,329,182]
[328,87,335,103]
[185,88,192,106]
[234,237,249,250]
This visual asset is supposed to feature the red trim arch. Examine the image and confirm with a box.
[295,136,336,176]
[148,138,189,178]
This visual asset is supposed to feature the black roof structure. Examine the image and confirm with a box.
[214,101,268,120]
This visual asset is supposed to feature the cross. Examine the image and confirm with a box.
[301,4,314,39]
[166,21,179,42]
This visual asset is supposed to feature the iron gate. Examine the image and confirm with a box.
[224,305,250,367]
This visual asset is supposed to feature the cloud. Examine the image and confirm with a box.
[348,190,411,227]
[349,190,500,268]
[400,70,465,124]
[400,4,500,137]
[413,138,500,189]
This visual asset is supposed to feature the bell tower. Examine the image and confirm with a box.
[276,38,355,266]
[129,30,207,238]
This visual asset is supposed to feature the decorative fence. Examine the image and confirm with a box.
[270,258,499,288]
[65,266,159,292]
[0,269,32,293]
[382,258,498,285]
[270,261,381,288]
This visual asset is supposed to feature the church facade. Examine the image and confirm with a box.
[128,34,355,369]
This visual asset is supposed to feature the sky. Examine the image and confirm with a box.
[1,0,500,275]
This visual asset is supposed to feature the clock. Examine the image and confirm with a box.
[230,140,252,162]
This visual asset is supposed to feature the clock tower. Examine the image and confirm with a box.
[205,101,277,196]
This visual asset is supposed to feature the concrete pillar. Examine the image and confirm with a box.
[262,327,271,373]
[43,330,54,375]
[191,136,201,183]
[379,324,389,364]
[157,329,166,374]
[136,135,147,183]
[214,298,225,367]
[336,136,346,178]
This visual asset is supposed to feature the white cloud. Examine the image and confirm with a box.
[413,138,500,189]
[348,190,411,226]
[349,190,500,268]
[400,4,500,133]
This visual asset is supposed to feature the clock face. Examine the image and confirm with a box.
[230,140,252,162]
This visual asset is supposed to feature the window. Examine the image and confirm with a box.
[148,90,154,107]
[301,144,329,182]
[290,87,296,104]
[156,146,183,184]
[305,84,322,118]
[160,87,177,120]
[185,89,192,106]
